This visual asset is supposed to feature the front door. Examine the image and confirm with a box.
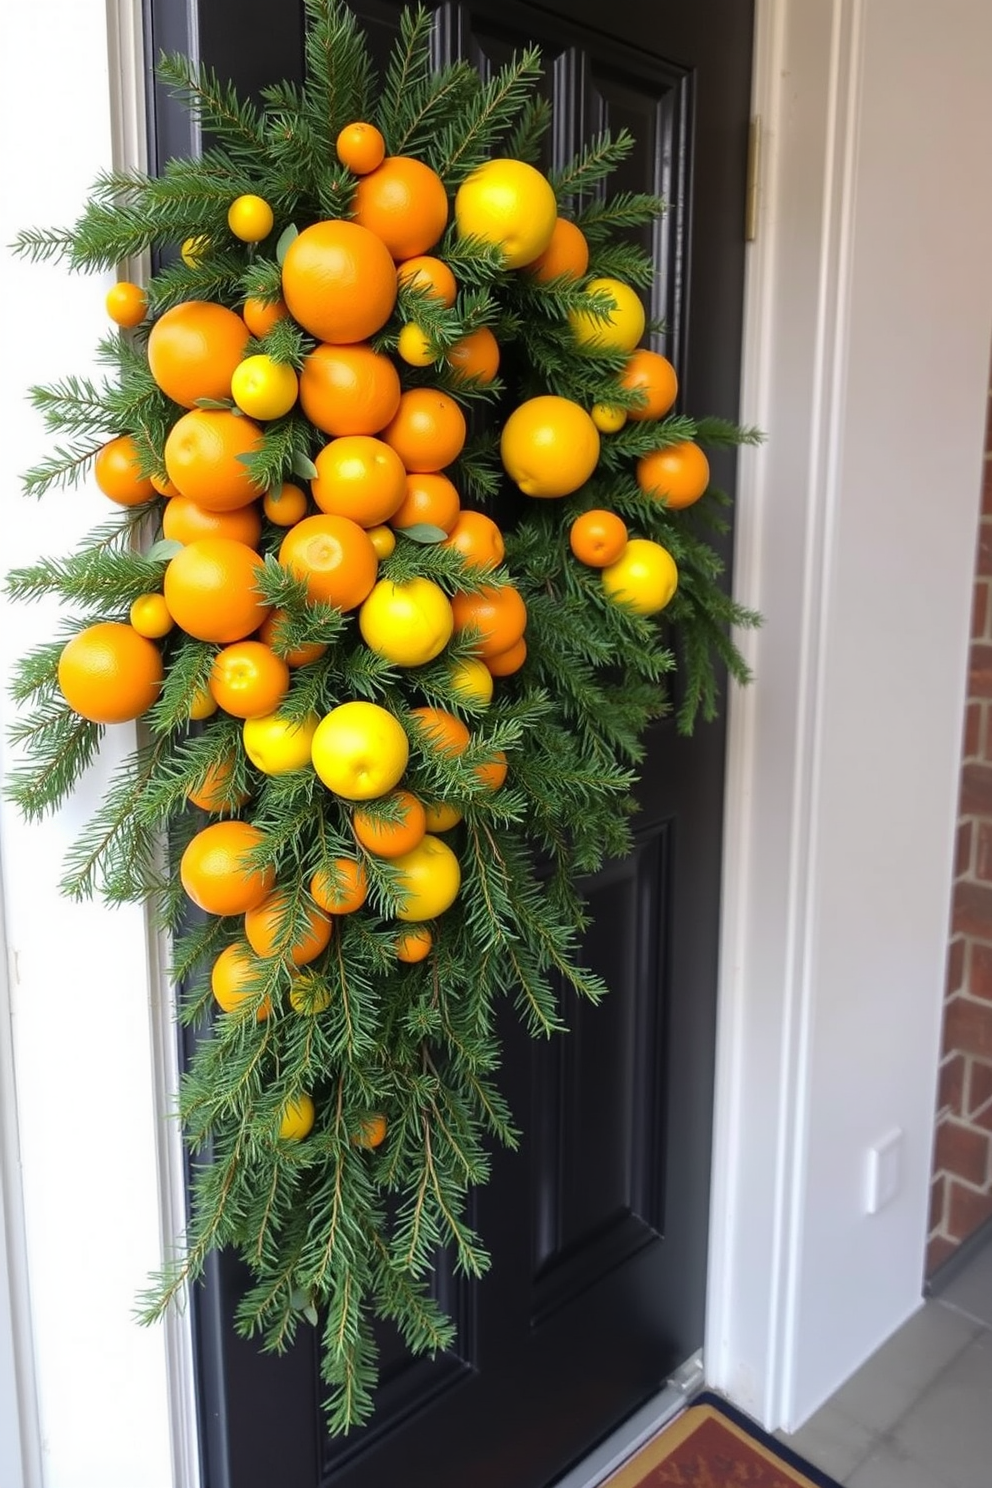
[146,3,754,1483]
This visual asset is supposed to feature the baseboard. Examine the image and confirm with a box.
[925,1214,992,1297]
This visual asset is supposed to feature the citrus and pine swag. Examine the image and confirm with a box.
[9,0,759,1433]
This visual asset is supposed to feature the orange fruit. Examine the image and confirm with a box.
[485,636,527,676]
[527,218,589,284]
[162,495,263,547]
[382,388,467,472]
[311,436,407,526]
[397,255,457,307]
[244,890,333,965]
[451,584,527,658]
[263,481,309,526]
[407,706,470,757]
[441,510,505,570]
[129,593,173,639]
[242,295,289,337]
[336,121,385,175]
[258,609,328,668]
[227,193,274,243]
[281,219,397,343]
[636,441,710,509]
[279,1094,316,1140]
[446,326,500,383]
[57,622,163,724]
[93,435,156,507]
[395,925,432,963]
[298,342,401,437]
[353,156,449,260]
[164,538,270,644]
[164,408,263,512]
[620,350,679,421]
[188,686,218,721]
[367,524,396,558]
[353,789,427,858]
[424,802,462,832]
[277,514,378,610]
[591,403,627,433]
[105,280,147,327]
[389,473,461,534]
[210,942,272,1019]
[500,395,600,498]
[475,749,508,792]
[180,820,275,916]
[209,641,290,719]
[353,1113,387,1148]
[310,857,368,915]
[151,471,179,497]
[569,509,629,567]
[147,300,250,408]
[187,755,249,813]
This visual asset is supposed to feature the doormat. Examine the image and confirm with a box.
[599,1392,843,1488]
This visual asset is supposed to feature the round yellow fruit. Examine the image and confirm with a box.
[569,277,646,354]
[601,539,679,616]
[311,701,410,800]
[227,194,274,243]
[359,577,454,667]
[231,355,299,420]
[454,159,558,269]
[447,655,493,706]
[424,802,462,832]
[243,711,319,774]
[392,834,462,921]
[289,973,333,1015]
[397,323,434,366]
[181,235,210,266]
[129,593,174,639]
[500,395,601,498]
[366,524,396,559]
[279,1093,315,1140]
[591,402,627,433]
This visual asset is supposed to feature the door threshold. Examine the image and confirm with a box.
[552,1352,704,1488]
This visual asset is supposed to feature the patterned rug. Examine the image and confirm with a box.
[600,1393,843,1488]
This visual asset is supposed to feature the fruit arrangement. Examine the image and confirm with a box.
[8,0,758,1432]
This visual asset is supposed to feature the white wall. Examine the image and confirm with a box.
[710,0,992,1430]
[0,0,175,1483]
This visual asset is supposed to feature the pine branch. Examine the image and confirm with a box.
[550,129,636,201]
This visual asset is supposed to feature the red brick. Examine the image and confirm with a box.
[930,1175,946,1232]
[976,823,992,882]
[966,702,982,758]
[939,1052,966,1115]
[960,764,992,817]
[944,996,992,1059]
[976,1104,992,1132]
[927,1234,959,1276]
[983,455,992,518]
[948,937,967,996]
[952,880,992,939]
[969,641,992,695]
[935,1118,990,1185]
[947,1179,992,1241]
[974,582,990,640]
[959,820,976,877]
[968,1059,992,1116]
[978,523,992,578]
[969,942,992,1000]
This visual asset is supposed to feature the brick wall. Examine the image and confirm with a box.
[929,384,992,1275]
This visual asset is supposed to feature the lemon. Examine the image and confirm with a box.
[129,593,174,639]
[397,323,434,366]
[447,655,493,706]
[359,577,454,666]
[279,1093,315,1140]
[187,684,218,720]
[500,395,601,498]
[231,354,299,420]
[227,194,275,243]
[366,525,396,559]
[392,834,462,921]
[424,802,463,832]
[601,539,679,616]
[243,711,319,774]
[311,701,409,800]
[454,159,558,269]
[569,277,646,354]
[181,235,210,266]
[591,402,627,433]
[289,973,332,1014]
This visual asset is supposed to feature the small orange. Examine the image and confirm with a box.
[620,349,679,421]
[407,706,470,757]
[446,326,500,383]
[382,388,467,473]
[395,925,432,963]
[389,472,461,534]
[187,755,249,813]
[164,538,270,644]
[441,510,505,571]
[636,440,710,509]
[210,942,272,1019]
[129,593,174,639]
[263,482,309,526]
[147,300,250,408]
[164,408,263,512]
[244,890,333,965]
[277,514,378,610]
[336,121,385,175]
[242,295,289,337]
[162,496,263,548]
[527,218,590,284]
[57,622,163,724]
[187,686,218,721]
[450,584,527,658]
[310,857,368,915]
[105,281,147,328]
[475,749,508,792]
[485,636,527,676]
[150,471,179,498]
[258,609,328,668]
[367,524,396,558]
[397,255,457,307]
[281,219,397,344]
[93,435,156,507]
[311,436,407,526]
[180,819,275,916]
[209,641,290,719]
[569,509,629,568]
[353,1113,388,1148]
[424,802,462,832]
[353,156,449,260]
[298,342,401,437]
[352,789,427,858]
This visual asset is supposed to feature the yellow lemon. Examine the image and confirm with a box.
[231,354,299,421]
[279,1093,315,1140]
[366,524,396,559]
[392,834,462,921]
[359,577,454,667]
[243,711,319,774]
[227,194,274,243]
[289,972,333,1015]
[454,159,558,269]
[601,539,679,616]
[397,323,434,366]
[447,655,494,706]
[187,684,218,720]
[129,593,174,639]
[500,395,601,498]
[569,277,646,354]
[181,235,210,266]
[424,802,463,832]
[591,402,627,433]
[311,701,409,800]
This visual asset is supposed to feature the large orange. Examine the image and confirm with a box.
[446,327,500,384]
[93,435,156,507]
[527,218,590,284]
[281,220,397,343]
[390,473,461,534]
[147,300,250,408]
[620,349,679,421]
[451,584,527,658]
[209,641,290,719]
[277,514,378,610]
[397,255,457,307]
[244,890,333,965]
[352,789,427,858]
[353,156,449,260]
[382,389,467,473]
[311,436,407,526]
[180,820,275,916]
[57,622,163,724]
[258,609,328,668]
[162,495,262,548]
[310,857,368,915]
[164,408,263,512]
[164,538,270,644]
[441,510,505,570]
[298,342,401,437]
[636,440,710,509]
[210,942,272,1018]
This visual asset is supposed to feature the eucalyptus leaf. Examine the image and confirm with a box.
[291,450,319,480]
[145,539,184,562]
[398,523,449,544]
[193,397,234,411]
[276,224,300,265]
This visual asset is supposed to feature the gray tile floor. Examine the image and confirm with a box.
[777,1240,992,1487]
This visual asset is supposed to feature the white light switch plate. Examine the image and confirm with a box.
[865,1128,904,1215]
